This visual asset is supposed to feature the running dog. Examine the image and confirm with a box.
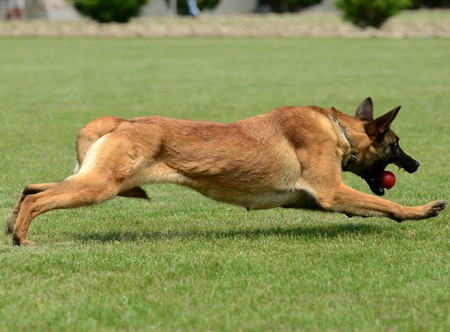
[6,97,447,245]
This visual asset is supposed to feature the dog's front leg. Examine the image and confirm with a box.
[318,183,447,222]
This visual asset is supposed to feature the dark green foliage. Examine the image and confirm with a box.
[336,0,411,28]
[409,0,450,8]
[72,0,148,23]
[258,0,322,13]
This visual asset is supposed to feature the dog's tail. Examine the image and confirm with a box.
[75,116,123,167]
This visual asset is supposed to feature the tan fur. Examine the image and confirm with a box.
[6,98,447,245]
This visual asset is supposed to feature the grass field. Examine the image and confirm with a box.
[0,38,449,331]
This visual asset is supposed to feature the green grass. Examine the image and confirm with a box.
[0,38,449,331]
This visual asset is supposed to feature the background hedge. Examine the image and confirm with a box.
[72,0,148,23]
[335,0,412,28]
[258,0,322,13]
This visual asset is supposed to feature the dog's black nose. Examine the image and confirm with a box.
[407,160,420,173]
[402,156,420,173]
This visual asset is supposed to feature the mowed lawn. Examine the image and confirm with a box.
[0,38,449,331]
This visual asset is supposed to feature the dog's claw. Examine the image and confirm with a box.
[433,200,447,212]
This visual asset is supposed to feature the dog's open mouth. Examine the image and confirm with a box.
[361,159,392,196]
[362,158,420,196]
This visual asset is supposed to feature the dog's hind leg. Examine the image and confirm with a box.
[6,182,59,235]
[11,174,120,246]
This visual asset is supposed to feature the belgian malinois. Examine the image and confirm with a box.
[6,97,447,245]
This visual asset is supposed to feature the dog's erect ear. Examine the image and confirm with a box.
[365,105,401,140]
[375,105,401,134]
[355,97,374,121]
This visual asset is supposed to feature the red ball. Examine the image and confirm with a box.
[382,171,396,189]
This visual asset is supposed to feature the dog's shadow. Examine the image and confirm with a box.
[74,223,384,244]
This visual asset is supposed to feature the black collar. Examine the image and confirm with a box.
[329,115,357,170]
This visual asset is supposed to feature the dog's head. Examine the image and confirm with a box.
[353,97,420,196]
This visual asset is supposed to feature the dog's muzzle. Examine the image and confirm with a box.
[363,150,420,196]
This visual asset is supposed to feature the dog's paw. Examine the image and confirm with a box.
[12,235,34,246]
[425,200,447,219]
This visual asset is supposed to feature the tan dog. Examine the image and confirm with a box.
[6,97,447,245]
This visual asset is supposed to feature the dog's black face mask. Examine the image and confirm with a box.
[362,141,420,196]
[354,97,420,196]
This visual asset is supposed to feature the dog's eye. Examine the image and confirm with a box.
[390,141,399,151]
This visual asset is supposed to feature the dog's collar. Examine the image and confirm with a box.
[329,115,357,170]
